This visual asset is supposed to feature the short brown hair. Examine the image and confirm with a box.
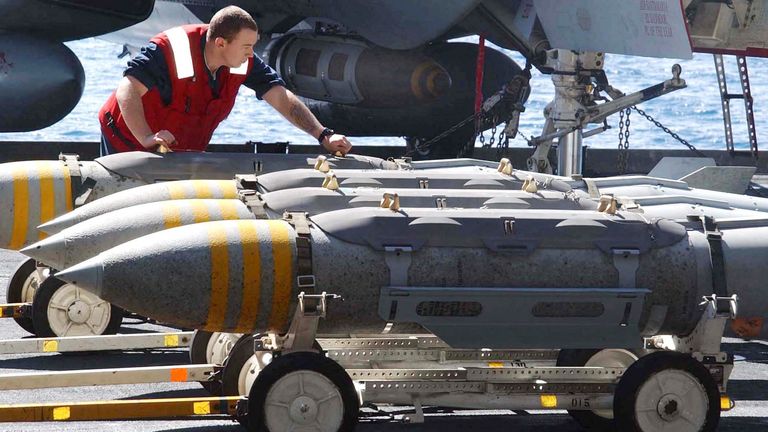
[208,6,258,42]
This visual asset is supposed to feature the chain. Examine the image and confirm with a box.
[409,113,477,156]
[485,115,499,148]
[411,70,530,157]
[498,126,508,148]
[631,106,706,157]
[617,108,631,174]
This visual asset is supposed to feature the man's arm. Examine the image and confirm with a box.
[262,85,352,155]
[115,75,176,149]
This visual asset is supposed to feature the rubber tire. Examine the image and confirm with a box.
[5,258,39,334]
[189,330,215,364]
[221,333,259,396]
[189,330,222,395]
[246,351,359,432]
[31,276,123,338]
[222,334,324,397]
[614,351,720,432]
[557,349,616,431]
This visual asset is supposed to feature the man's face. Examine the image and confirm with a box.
[218,28,258,68]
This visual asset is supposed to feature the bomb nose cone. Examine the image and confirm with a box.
[38,213,77,235]
[55,258,103,297]
[428,68,452,98]
[412,62,452,101]
[20,235,67,269]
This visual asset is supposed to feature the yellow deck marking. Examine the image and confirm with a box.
[190,200,211,223]
[267,221,293,330]
[487,362,504,368]
[62,161,73,212]
[540,395,558,408]
[9,167,30,250]
[162,202,183,229]
[206,224,230,331]
[218,200,240,220]
[38,163,55,236]
[52,406,71,421]
[234,221,261,333]
[164,334,179,347]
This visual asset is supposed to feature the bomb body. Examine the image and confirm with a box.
[57,206,765,347]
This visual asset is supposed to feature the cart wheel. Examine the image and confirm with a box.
[32,276,123,337]
[614,351,720,432]
[5,258,45,334]
[189,330,223,395]
[247,351,359,432]
[558,348,638,431]
[222,333,274,396]
[210,332,243,364]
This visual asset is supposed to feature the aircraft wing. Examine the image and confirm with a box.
[0,0,154,41]
[532,0,768,59]
[533,0,693,59]
[98,1,203,52]
[293,0,482,50]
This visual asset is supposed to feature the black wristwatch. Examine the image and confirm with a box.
[317,127,335,144]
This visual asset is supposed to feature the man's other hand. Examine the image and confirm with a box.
[142,130,177,150]
[322,134,352,156]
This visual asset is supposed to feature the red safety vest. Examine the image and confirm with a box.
[99,24,253,152]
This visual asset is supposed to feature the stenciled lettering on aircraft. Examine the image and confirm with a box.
[639,0,669,12]
[639,0,674,38]
[644,13,669,25]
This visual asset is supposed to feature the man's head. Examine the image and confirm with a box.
[207,6,259,68]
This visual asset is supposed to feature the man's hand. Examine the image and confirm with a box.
[322,134,352,156]
[141,130,177,151]
[264,86,353,155]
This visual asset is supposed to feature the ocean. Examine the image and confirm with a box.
[2,36,767,151]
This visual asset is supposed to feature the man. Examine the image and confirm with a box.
[98,5,352,155]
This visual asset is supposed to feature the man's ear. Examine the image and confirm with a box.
[215,36,226,48]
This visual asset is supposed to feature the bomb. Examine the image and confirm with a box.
[56,206,765,345]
